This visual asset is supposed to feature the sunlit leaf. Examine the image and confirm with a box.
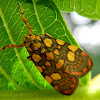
[54,0,100,19]
[0,0,89,92]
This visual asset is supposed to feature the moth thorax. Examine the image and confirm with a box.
[23,34,42,51]
[31,39,42,51]
[24,34,32,44]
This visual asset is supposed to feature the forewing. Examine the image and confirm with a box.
[25,34,93,95]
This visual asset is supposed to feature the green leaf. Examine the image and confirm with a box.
[0,0,90,92]
[54,0,100,20]
[53,0,75,12]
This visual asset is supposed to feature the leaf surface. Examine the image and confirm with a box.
[54,0,100,19]
[0,0,89,91]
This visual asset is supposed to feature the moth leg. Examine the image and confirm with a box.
[19,4,32,35]
[45,33,52,38]
[27,56,32,61]
[0,44,24,51]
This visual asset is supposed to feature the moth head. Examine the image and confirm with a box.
[24,34,42,51]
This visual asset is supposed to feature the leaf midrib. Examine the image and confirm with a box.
[0,5,42,89]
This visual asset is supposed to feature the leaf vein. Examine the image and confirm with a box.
[32,0,44,35]
[0,6,42,89]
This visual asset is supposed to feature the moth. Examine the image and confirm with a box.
[0,4,93,95]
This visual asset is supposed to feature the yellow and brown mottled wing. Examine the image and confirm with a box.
[49,72,79,95]
[24,33,93,95]
[64,45,93,78]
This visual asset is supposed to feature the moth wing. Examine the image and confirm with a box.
[45,72,79,95]
[65,44,93,78]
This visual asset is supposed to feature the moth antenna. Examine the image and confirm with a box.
[18,4,32,35]
[45,33,52,38]
[0,4,27,51]
[0,44,24,51]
